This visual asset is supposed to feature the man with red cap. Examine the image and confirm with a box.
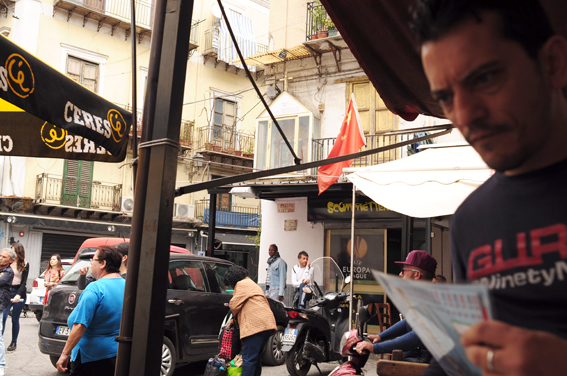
[355,250,437,363]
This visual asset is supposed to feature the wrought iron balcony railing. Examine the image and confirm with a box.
[35,173,122,211]
[306,1,337,41]
[194,125,255,155]
[195,199,260,228]
[54,0,154,29]
[311,129,434,175]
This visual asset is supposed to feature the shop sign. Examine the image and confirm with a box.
[284,219,297,231]
[277,202,295,213]
[308,196,402,221]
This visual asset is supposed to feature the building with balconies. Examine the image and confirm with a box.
[0,0,269,279]
[200,0,466,305]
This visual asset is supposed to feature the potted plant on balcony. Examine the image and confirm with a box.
[243,144,254,159]
[308,2,328,40]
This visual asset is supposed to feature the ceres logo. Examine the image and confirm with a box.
[107,109,126,143]
[41,122,68,150]
[6,54,34,98]
[68,293,76,305]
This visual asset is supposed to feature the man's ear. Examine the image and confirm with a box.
[539,36,567,89]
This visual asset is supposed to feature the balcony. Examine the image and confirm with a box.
[193,125,255,172]
[195,199,260,229]
[306,1,339,41]
[311,129,433,174]
[35,173,122,211]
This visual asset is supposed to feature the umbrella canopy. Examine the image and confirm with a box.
[345,145,493,218]
[0,36,131,162]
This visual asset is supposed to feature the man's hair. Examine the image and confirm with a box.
[435,274,447,283]
[1,248,16,263]
[417,267,435,281]
[97,245,122,274]
[223,265,249,287]
[297,251,308,259]
[412,0,554,59]
[269,244,278,253]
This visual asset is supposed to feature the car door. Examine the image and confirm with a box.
[166,260,228,358]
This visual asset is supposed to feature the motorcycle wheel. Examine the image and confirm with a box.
[285,342,311,376]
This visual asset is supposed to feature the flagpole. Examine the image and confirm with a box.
[348,184,356,331]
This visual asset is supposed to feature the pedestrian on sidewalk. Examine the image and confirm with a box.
[0,248,16,375]
[43,254,65,305]
[2,242,29,352]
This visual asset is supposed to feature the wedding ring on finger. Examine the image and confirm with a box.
[486,349,495,372]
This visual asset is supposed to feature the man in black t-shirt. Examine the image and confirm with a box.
[413,1,567,375]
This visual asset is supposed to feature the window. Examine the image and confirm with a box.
[60,44,108,94]
[257,115,317,170]
[67,56,99,92]
[204,262,233,294]
[61,160,93,208]
[347,79,397,134]
[213,98,236,138]
[168,261,209,292]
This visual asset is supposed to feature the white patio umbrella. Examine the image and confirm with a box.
[345,144,493,218]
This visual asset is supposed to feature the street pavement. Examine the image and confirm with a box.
[6,311,378,376]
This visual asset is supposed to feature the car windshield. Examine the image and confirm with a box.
[59,259,91,284]
[38,262,73,279]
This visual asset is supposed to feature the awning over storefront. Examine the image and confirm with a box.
[345,145,493,218]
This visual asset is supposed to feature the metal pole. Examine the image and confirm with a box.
[115,0,194,374]
[130,0,138,191]
[207,193,217,257]
[348,185,355,331]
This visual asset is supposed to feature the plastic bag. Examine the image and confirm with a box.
[204,356,227,376]
[227,367,242,376]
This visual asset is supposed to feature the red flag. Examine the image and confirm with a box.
[317,94,366,194]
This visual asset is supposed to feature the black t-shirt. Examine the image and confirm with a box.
[424,159,567,376]
[451,158,567,337]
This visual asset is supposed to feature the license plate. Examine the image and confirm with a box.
[282,327,297,343]
[56,326,70,336]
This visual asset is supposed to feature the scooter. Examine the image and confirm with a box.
[328,301,376,376]
[281,257,351,376]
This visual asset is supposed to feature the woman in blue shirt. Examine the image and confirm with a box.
[56,245,126,375]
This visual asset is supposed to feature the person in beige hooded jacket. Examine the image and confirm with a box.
[224,266,276,376]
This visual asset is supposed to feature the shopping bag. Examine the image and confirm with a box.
[227,367,242,376]
[219,325,241,360]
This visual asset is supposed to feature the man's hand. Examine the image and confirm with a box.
[226,319,233,329]
[302,279,309,284]
[462,320,567,375]
[79,266,89,276]
[368,334,381,344]
[56,353,70,372]
[278,295,284,302]
[355,341,374,354]
[307,261,311,268]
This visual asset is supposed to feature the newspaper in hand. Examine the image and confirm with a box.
[372,270,493,376]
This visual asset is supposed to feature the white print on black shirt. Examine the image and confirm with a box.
[473,260,567,290]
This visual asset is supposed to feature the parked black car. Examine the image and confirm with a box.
[38,252,287,375]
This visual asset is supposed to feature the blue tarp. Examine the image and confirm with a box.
[203,209,260,228]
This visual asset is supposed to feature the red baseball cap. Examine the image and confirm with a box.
[395,250,437,274]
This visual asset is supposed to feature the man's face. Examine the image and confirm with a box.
[399,266,421,280]
[0,251,12,268]
[421,12,553,174]
[298,255,308,268]
[268,246,276,257]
